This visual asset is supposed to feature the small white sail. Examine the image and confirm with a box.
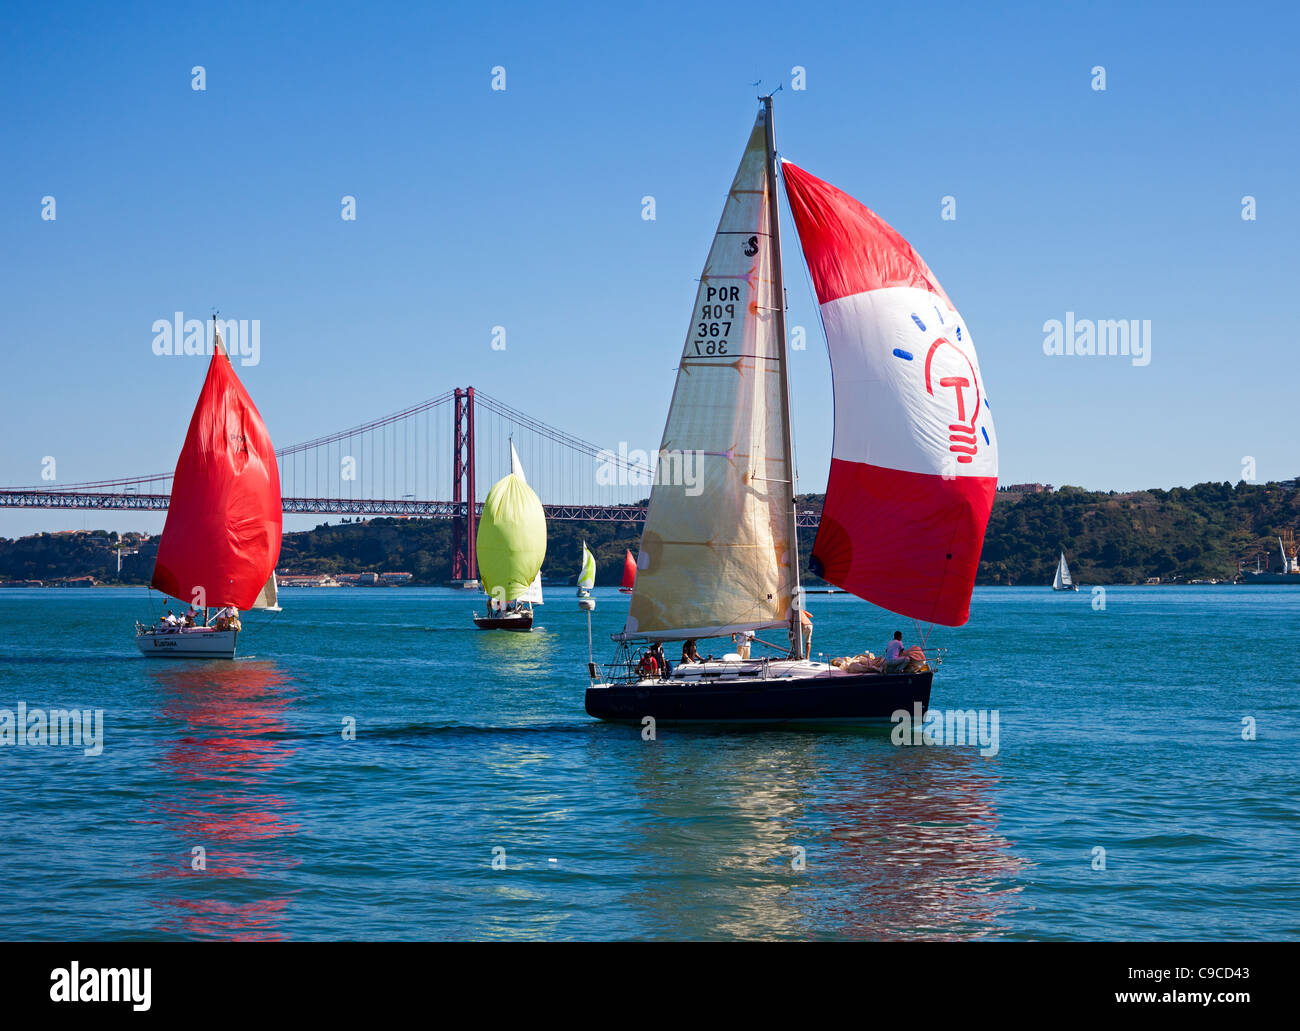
[510,440,526,482]
[518,571,544,605]
[249,570,282,611]
[621,108,797,641]
[1053,552,1073,590]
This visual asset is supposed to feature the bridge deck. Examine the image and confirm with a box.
[0,491,821,526]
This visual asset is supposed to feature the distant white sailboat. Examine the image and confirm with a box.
[1052,551,1078,591]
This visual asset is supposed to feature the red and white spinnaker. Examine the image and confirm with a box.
[782,161,998,626]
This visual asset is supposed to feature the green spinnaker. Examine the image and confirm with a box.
[476,470,547,602]
[578,542,596,590]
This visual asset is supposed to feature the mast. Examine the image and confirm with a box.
[763,94,804,655]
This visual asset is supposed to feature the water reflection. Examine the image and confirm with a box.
[145,660,300,940]
[618,729,1027,940]
[814,746,1027,940]
[472,624,559,678]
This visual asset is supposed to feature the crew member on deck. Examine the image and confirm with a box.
[681,639,702,664]
[649,642,670,676]
[636,649,660,679]
[884,631,906,672]
[733,630,754,659]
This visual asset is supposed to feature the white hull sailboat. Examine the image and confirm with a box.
[135,574,278,658]
[136,626,239,658]
[1052,551,1078,591]
[585,96,998,724]
[134,318,283,660]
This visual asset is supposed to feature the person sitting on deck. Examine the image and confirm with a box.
[681,639,702,664]
[884,631,906,672]
[636,649,660,679]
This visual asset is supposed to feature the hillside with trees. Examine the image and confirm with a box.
[2,480,1296,587]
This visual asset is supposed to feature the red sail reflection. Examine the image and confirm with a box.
[815,747,1028,940]
[145,660,300,940]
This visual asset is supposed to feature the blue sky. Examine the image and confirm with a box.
[2,0,1296,537]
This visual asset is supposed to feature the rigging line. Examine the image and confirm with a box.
[771,149,809,503]
[474,391,655,477]
[17,393,451,493]
[277,390,456,457]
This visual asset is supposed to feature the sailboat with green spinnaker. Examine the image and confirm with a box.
[473,441,546,631]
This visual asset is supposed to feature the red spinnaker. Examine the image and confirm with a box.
[620,550,637,591]
[782,161,998,626]
[152,344,282,609]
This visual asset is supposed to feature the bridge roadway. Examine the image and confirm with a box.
[0,490,823,528]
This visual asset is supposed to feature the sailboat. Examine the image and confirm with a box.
[473,441,547,631]
[135,318,283,659]
[618,549,636,593]
[577,542,597,606]
[1052,551,1078,591]
[584,97,998,723]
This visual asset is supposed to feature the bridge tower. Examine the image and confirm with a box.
[450,387,479,587]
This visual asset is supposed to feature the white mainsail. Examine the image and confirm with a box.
[519,571,544,605]
[249,571,281,611]
[620,108,798,642]
[1053,552,1073,590]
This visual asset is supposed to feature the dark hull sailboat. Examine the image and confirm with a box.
[473,441,546,632]
[472,609,534,632]
[584,97,997,724]
[586,668,931,724]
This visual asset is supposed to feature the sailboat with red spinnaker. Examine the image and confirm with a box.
[135,319,282,659]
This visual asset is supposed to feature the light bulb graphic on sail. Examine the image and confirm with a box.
[923,334,981,467]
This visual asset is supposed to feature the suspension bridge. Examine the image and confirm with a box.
[0,386,820,582]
